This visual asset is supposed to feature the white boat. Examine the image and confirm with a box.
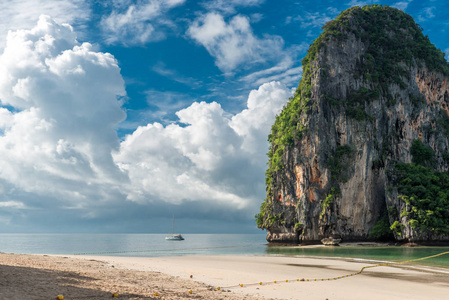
[165,215,184,241]
[165,233,184,241]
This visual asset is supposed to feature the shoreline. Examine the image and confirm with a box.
[267,253,449,275]
[1,252,448,299]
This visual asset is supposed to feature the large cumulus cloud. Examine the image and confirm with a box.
[0,16,127,211]
[114,81,291,212]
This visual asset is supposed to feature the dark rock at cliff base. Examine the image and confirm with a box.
[266,231,299,244]
[256,5,449,244]
[321,237,341,246]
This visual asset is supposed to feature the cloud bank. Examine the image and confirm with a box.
[0,16,292,230]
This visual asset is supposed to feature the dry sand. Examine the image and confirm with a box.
[0,253,256,300]
[1,252,448,300]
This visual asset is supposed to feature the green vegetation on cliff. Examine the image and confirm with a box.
[410,139,434,166]
[323,5,449,114]
[257,5,449,235]
[369,210,394,240]
[323,5,449,79]
[391,161,449,235]
[325,88,378,121]
[387,140,449,236]
[264,4,449,194]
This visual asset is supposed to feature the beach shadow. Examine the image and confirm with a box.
[361,268,449,285]
[285,263,449,285]
[286,263,331,269]
[0,264,151,299]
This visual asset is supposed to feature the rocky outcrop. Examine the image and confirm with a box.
[256,5,449,244]
[321,237,342,246]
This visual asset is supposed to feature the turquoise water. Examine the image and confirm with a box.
[1,234,448,269]
[267,245,449,269]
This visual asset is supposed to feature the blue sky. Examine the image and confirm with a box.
[0,0,447,234]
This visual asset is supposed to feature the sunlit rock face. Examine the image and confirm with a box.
[257,5,449,244]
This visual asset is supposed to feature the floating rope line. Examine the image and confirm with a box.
[215,250,449,290]
[56,250,449,298]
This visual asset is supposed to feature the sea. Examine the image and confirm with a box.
[1,233,448,269]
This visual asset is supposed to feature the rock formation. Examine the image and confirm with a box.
[256,5,449,244]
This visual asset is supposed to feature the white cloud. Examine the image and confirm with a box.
[201,0,264,14]
[0,13,297,230]
[296,12,333,28]
[286,8,340,29]
[0,201,26,209]
[0,0,90,49]
[445,48,449,62]
[418,6,436,22]
[101,0,186,45]
[187,13,285,73]
[251,66,303,87]
[114,81,291,209]
[0,16,127,208]
[250,13,264,23]
[144,89,195,120]
[346,0,379,6]
[392,0,413,10]
[152,62,202,88]
[240,42,307,88]
[230,82,293,156]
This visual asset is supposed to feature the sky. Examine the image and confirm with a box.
[0,0,447,234]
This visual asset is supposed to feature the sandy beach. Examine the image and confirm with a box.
[1,252,448,299]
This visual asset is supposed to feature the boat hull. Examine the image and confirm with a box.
[165,234,184,241]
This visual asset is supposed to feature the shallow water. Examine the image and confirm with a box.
[266,244,449,269]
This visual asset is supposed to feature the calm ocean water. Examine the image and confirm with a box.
[0,233,448,269]
[0,233,267,256]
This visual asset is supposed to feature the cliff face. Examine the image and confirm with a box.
[256,5,449,244]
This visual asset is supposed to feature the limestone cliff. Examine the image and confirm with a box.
[256,5,449,244]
